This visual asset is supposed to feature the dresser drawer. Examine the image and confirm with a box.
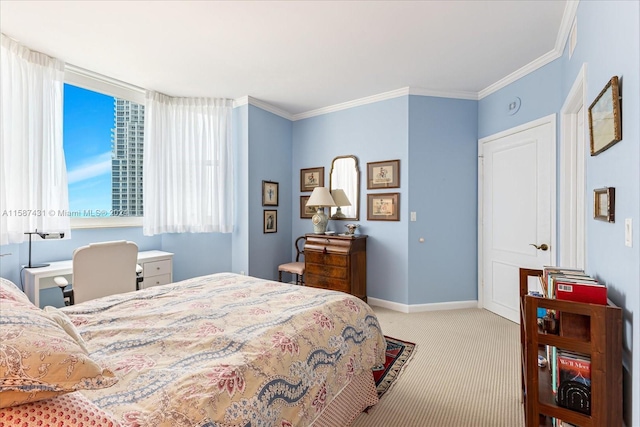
[306,263,347,279]
[305,236,353,248]
[306,274,350,293]
[143,259,171,277]
[305,251,348,267]
[141,273,172,289]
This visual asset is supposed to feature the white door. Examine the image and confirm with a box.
[479,116,555,323]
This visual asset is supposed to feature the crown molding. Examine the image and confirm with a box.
[292,87,410,121]
[477,49,562,99]
[408,87,478,101]
[555,0,580,54]
[233,96,294,120]
[478,0,579,99]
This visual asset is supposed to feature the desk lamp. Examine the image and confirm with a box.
[24,229,65,268]
[305,187,336,234]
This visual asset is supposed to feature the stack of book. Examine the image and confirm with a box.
[542,266,607,304]
[538,266,607,425]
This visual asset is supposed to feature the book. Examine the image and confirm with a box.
[555,279,607,305]
[556,350,591,415]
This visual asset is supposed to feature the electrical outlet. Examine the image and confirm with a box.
[625,218,632,247]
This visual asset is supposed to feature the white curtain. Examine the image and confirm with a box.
[143,91,233,235]
[0,34,70,245]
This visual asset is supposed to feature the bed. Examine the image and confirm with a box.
[0,273,386,427]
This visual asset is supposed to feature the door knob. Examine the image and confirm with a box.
[529,243,549,251]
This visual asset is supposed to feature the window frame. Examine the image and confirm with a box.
[65,66,145,229]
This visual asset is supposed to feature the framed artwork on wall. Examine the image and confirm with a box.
[367,193,399,221]
[300,196,315,218]
[593,187,615,223]
[367,159,400,189]
[300,167,324,192]
[262,180,279,206]
[263,209,277,233]
[589,76,622,156]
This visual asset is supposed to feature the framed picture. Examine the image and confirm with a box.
[367,193,399,221]
[367,159,400,189]
[263,209,277,233]
[262,180,279,206]
[589,76,622,156]
[593,187,615,223]
[300,196,315,218]
[300,167,324,192]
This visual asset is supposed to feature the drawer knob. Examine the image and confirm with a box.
[323,247,327,254]
[157,267,160,270]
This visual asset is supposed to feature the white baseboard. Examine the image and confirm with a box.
[367,297,479,313]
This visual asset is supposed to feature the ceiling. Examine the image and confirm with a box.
[0,1,570,118]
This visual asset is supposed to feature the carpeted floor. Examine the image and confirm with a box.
[353,307,525,427]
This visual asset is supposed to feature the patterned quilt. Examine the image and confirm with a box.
[62,273,386,427]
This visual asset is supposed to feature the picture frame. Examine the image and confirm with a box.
[263,209,277,233]
[589,76,622,156]
[593,187,615,223]
[367,159,400,189]
[300,196,315,218]
[262,180,279,206]
[300,167,324,192]
[367,193,399,221]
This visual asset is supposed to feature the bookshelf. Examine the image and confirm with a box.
[519,268,623,427]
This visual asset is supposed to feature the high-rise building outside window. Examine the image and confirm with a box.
[63,80,145,225]
[111,99,145,216]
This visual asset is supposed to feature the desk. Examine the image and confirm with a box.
[23,250,173,307]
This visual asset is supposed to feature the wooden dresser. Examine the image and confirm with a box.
[304,234,367,301]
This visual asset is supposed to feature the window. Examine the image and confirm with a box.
[63,69,145,228]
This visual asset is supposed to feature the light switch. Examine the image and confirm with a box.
[410,212,417,222]
[625,218,632,247]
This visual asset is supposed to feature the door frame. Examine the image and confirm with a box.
[559,63,587,269]
[477,114,557,309]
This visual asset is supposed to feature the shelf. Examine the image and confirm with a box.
[519,268,623,427]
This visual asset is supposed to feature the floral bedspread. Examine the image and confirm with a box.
[62,273,386,427]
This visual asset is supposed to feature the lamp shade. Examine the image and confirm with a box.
[306,187,336,207]
[331,189,351,207]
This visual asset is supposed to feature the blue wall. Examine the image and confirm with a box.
[408,96,478,304]
[247,105,293,280]
[292,95,478,306]
[293,97,410,303]
[232,105,249,275]
[478,2,640,423]
[478,60,563,139]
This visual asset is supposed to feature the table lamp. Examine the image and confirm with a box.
[331,189,351,219]
[306,187,336,234]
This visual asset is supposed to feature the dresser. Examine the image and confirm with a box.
[138,251,174,289]
[304,234,367,301]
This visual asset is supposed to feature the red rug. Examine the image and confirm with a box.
[373,336,416,398]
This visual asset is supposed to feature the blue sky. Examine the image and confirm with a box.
[63,84,113,214]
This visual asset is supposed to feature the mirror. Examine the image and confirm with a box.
[329,155,360,221]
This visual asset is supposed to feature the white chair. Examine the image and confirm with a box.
[54,240,139,305]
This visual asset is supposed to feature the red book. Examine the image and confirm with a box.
[555,279,607,305]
